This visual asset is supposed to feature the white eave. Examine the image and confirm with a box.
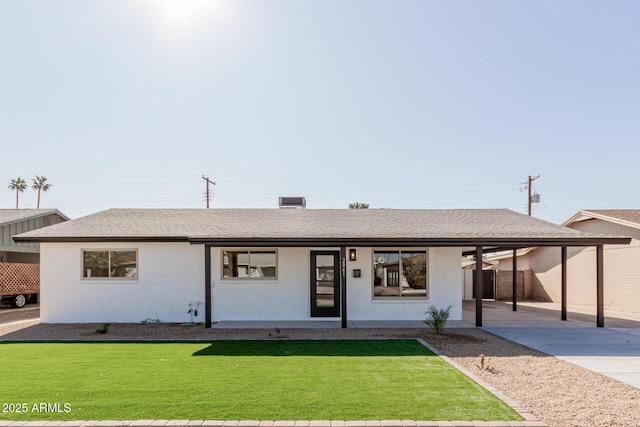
[563,210,640,231]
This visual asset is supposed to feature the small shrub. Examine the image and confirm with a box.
[268,326,287,339]
[95,323,110,334]
[476,353,495,372]
[268,327,281,337]
[424,305,452,335]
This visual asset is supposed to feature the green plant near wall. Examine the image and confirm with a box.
[424,305,452,335]
[94,323,110,334]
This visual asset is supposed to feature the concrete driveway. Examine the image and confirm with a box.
[0,303,40,325]
[464,301,640,388]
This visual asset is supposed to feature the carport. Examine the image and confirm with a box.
[463,237,630,327]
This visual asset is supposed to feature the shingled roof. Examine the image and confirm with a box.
[13,208,630,248]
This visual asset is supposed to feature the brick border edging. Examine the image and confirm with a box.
[0,420,546,427]
[415,338,547,427]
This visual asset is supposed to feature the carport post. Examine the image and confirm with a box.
[561,246,567,321]
[512,249,517,311]
[204,245,212,328]
[340,246,347,329]
[597,244,604,327]
[475,246,483,327]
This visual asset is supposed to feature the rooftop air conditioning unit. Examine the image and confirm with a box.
[279,197,306,209]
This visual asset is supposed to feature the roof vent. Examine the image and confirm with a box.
[279,197,306,209]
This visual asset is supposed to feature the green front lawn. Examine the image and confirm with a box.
[0,340,521,421]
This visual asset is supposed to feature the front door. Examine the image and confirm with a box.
[310,251,340,317]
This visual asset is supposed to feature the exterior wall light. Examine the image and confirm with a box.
[349,248,357,261]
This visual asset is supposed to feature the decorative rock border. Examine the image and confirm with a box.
[415,338,547,427]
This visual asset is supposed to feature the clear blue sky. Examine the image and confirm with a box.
[2,0,639,223]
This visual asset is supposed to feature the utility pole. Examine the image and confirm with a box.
[525,174,540,216]
[202,175,216,209]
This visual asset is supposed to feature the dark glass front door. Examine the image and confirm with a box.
[310,251,340,317]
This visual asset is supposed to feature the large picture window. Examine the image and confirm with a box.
[222,250,277,279]
[373,250,427,298]
[83,250,138,279]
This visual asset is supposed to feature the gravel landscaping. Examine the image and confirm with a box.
[2,320,640,427]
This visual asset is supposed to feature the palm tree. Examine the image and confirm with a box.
[8,177,27,209]
[32,175,52,209]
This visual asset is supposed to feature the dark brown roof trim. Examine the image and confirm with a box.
[188,236,632,247]
[14,236,630,247]
[13,236,189,243]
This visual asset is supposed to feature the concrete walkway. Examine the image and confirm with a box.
[467,301,640,388]
[210,320,473,329]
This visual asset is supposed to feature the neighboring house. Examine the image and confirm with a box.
[495,210,640,315]
[0,209,69,307]
[0,209,69,263]
[461,259,497,270]
[13,208,629,326]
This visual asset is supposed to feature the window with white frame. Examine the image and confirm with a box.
[83,250,138,279]
[373,250,427,298]
[222,250,277,279]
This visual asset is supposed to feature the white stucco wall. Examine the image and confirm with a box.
[40,242,204,323]
[212,247,462,321]
[41,244,463,323]
[211,247,313,321]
